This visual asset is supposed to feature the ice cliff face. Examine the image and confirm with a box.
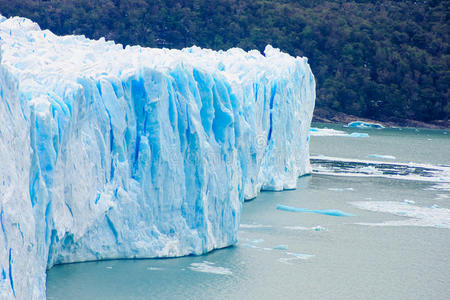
[0,16,315,299]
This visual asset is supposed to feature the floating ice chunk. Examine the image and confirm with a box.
[311,155,450,182]
[239,224,273,229]
[368,154,396,160]
[278,252,314,264]
[351,201,450,228]
[359,166,383,175]
[286,252,314,259]
[328,187,354,192]
[189,261,232,275]
[347,132,369,138]
[311,226,327,231]
[241,243,258,249]
[273,245,288,250]
[309,128,370,138]
[283,226,309,230]
[283,225,327,231]
[277,205,355,217]
[250,239,264,244]
[403,200,415,204]
[347,121,384,129]
[147,267,164,271]
[309,127,347,137]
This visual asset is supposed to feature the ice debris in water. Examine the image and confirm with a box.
[351,201,450,228]
[309,128,347,137]
[273,245,289,250]
[347,132,370,138]
[426,183,450,192]
[368,154,396,160]
[277,205,355,217]
[250,239,264,244]
[359,166,383,175]
[189,261,232,275]
[403,200,415,204]
[147,267,164,271]
[284,225,327,232]
[278,252,314,264]
[309,127,369,138]
[328,187,354,191]
[0,15,315,299]
[239,224,273,229]
[347,121,384,129]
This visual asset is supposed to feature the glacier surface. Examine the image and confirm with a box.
[0,16,315,299]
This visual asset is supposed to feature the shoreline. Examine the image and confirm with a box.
[312,107,449,129]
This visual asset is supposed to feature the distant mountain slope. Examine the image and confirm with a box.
[1,0,448,122]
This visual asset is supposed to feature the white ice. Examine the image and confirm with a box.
[351,201,450,228]
[189,261,232,275]
[0,16,315,299]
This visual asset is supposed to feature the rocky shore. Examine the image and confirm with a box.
[313,107,449,129]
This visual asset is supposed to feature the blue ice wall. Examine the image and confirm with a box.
[0,16,315,299]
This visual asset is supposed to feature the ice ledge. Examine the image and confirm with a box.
[0,16,315,299]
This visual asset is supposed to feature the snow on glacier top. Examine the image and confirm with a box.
[0,16,309,96]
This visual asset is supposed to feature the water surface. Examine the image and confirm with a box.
[47,123,450,299]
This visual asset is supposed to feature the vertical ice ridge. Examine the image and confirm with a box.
[0,16,315,299]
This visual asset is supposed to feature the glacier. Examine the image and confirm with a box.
[0,16,315,299]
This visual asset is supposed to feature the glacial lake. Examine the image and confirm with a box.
[46,123,450,299]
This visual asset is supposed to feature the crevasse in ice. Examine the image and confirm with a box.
[0,16,315,299]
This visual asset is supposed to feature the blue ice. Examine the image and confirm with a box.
[0,15,316,299]
[347,132,369,138]
[347,121,384,129]
[276,205,355,217]
[368,154,396,160]
[273,245,288,250]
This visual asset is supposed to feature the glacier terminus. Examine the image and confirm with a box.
[0,16,315,299]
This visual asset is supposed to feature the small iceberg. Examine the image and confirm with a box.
[278,252,314,264]
[284,225,327,231]
[189,261,232,275]
[328,187,354,192]
[277,205,355,217]
[368,154,396,160]
[403,200,415,204]
[273,245,289,250]
[309,128,347,137]
[347,121,384,129]
[309,128,369,138]
[347,132,369,138]
[286,252,314,260]
[239,224,273,229]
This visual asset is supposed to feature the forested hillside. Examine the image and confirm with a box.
[0,0,448,122]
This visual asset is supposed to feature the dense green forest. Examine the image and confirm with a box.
[0,0,448,122]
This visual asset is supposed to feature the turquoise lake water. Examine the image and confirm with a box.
[46,123,450,299]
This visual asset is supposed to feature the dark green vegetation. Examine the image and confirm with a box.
[1,0,448,122]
